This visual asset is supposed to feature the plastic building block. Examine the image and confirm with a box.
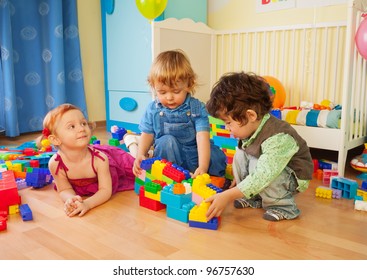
[160,185,192,209]
[355,200,367,211]
[140,157,162,171]
[315,186,332,199]
[189,217,220,230]
[192,181,221,200]
[210,176,225,188]
[361,181,367,191]
[145,189,161,201]
[151,160,167,180]
[162,164,185,182]
[166,202,195,223]
[9,204,19,214]
[318,159,338,170]
[134,177,145,195]
[111,127,127,140]
[314,169,323,180]
[323,169,338,185]
[331,177,358,199]
[173,183,185,194]
[19,204,33,221]
[0,216,7,231]
[139,187,166,211]
[0,171,21,208]
[25,168,52,188]
[0,210,7,218]
[145,181,163,194]
[189,201,211,223]
[108,138,120,146]
[332,188,342,199]
[357,189,367,201]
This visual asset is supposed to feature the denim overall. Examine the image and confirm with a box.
[153,98,226,177]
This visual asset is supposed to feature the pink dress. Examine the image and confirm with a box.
[54,145,135,196]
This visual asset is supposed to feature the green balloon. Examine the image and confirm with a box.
[135,0,168,20]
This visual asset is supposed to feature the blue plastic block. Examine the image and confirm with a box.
[331,177,358,199]
[361,181,367,191]
[189,217,220,230]
[271,109,282,119]
[140,157,162,170]
[160,185,192,208]
[19,204,33,221]
[212,135,238,148]
[166,202,195,223]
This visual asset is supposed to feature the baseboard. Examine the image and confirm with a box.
[94,120,106,128]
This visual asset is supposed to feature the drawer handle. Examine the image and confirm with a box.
[119,97,138,112]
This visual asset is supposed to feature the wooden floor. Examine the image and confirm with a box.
[1,126,367,260]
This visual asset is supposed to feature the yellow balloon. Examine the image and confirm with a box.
[135,0,168,20]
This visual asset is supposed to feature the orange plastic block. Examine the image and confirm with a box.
[210,176,225,188]
[173,183,185,194]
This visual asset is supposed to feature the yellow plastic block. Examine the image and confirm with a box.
[9,204,19,214]
[357,189,367,201]
[192,184,216,199]
[315,186,332,199]
[189,201,210,222]
[151,160,166,180]
[145,190,161,201]
[192,174,211,189]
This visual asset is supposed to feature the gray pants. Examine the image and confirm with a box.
[233,148,301,219]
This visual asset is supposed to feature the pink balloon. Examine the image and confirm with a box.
[355,16,367,60]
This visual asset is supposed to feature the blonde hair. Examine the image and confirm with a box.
[148,49,198,94]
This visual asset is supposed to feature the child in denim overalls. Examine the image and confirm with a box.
[131,50,226,178]
[205,72,314,221]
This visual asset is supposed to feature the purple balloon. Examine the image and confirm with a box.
[355,16,367,60]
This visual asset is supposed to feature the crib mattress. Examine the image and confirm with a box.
[271,109,341,129]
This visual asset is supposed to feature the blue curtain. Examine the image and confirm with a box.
[0,0,87,137]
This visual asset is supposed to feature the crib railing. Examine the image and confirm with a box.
[213,1,367,147]
[342,0,367,146]
[213,22,347,108]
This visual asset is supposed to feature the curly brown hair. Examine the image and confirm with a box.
[206,72,273,125]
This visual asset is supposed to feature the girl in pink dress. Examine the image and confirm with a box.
[39,103,135,217]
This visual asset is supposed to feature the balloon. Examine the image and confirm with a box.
[355,16,367,60]
[263,76,286,108]
[135,0,168,21]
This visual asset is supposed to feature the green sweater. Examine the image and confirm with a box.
[236,114,314,198]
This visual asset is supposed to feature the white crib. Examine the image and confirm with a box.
[153,0,367,176]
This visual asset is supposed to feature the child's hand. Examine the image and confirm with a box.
[191,166,208,178]
[205,193,228,221]
[64,196,90,217]
[206,188,244,221]
[133,155,145,176]
[64,195,81,214]
[228,178,237,188]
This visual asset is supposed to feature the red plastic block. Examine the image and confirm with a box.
[162,164,185,182]
[0,217,7,231]
[139,187,166,211]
